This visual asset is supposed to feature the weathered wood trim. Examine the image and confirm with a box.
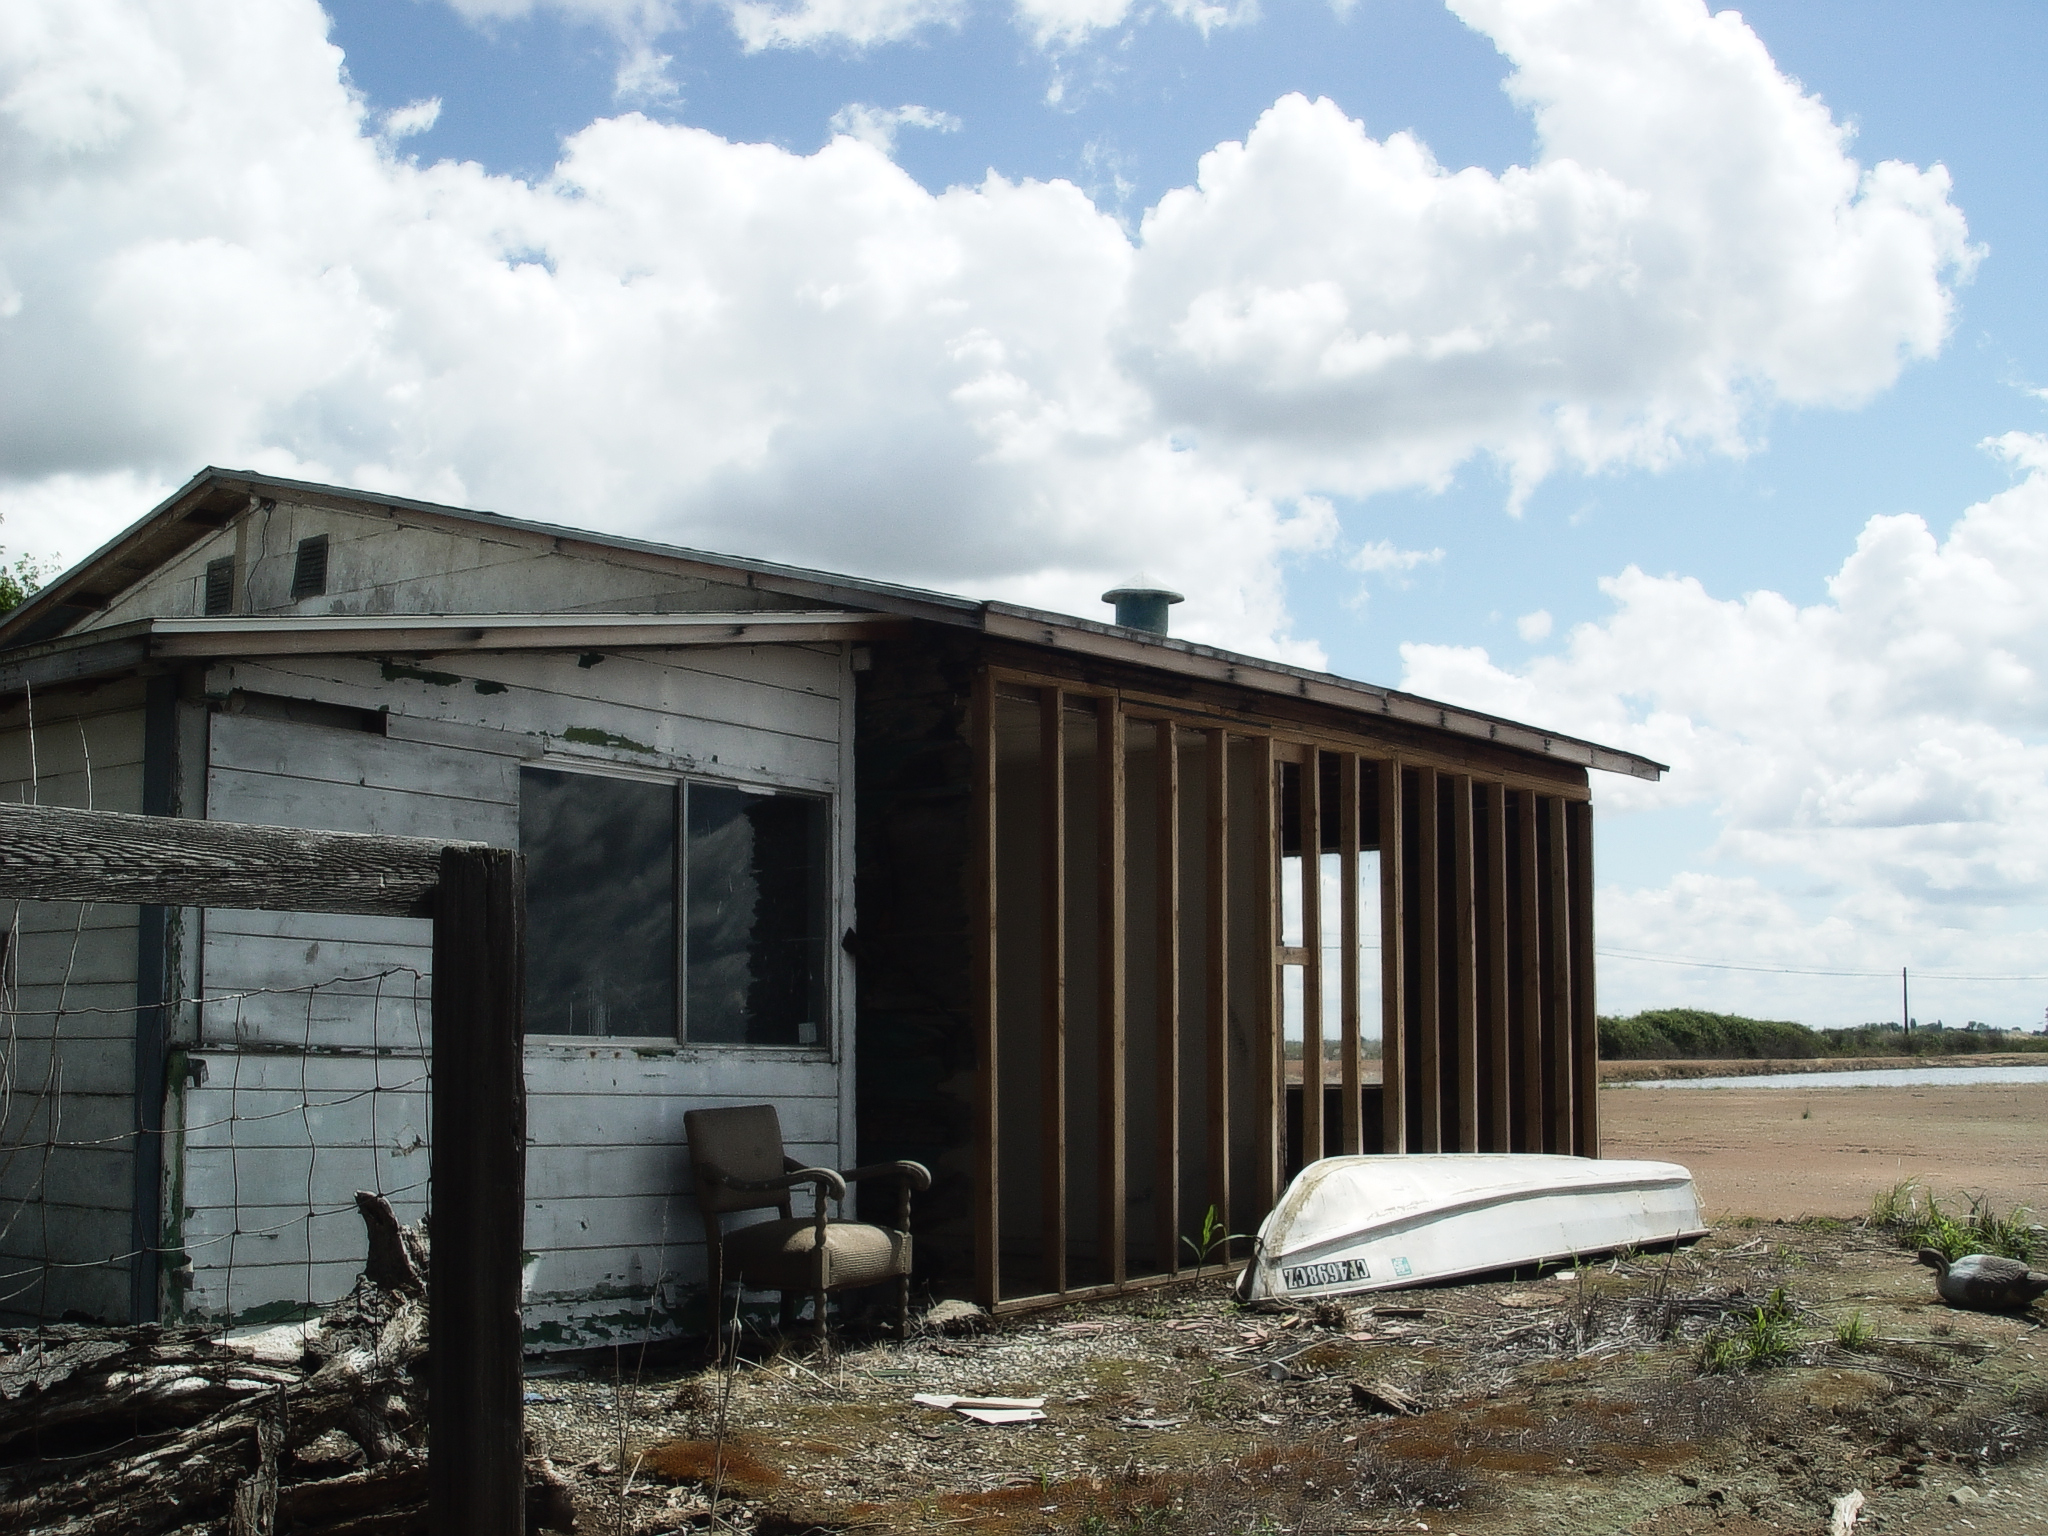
[429,844,528,1536]
[1338,754,1361,1156]
[989,1260,1246,1316]
[971,667,1000,1307]
[1568,800,1600,1159]
[1545,796,1574,1155]
[1415,768,1442,1153]
[1154,720,1180,1276]
[1483,781,1511,1152]
[1377,758,1406,1154]
[1096,697,1127,1286]
[1451,774,1479,1153]
[1516,789,1544,1152]
[1038,689,1067,1295]
[1203,729,1231,1250]
[1299,750,1324,1166]
[1250,735,1280,1212]
[981,662,1601,798]
[0,801,471,916]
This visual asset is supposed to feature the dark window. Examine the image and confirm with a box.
[290,534,329,599]
[519,767,829,1045]
[521,768,677,1037]
[685,784,829,1045]
[203,557,233,615]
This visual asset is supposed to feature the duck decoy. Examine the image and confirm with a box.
[1915,1248,2048,1311]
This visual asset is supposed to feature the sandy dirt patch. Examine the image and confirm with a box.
[1601,1081,2048,1221]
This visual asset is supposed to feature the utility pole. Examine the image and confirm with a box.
[1902,967,1911,1041]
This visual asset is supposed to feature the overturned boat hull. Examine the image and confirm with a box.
[1238,1154,1707,1302]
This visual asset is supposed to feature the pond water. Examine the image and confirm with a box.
[1621,1064,2048,1091]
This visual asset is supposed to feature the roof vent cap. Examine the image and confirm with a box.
[1101,575,1184,636]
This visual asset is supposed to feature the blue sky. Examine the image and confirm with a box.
[4,0,2047,1026]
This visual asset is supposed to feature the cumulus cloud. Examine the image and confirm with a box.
[1401,437,2048,1020]
[1012,0,1256,50]
[1516,608,1551,641]
[0,0,1974,659]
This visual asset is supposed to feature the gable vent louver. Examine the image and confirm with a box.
[290,535,330,600]
[203,557,234,615]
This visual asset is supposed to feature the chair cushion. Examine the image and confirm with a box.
[721,1218,911,1291]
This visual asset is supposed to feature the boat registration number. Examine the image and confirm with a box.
[1282,1258,1371,1291]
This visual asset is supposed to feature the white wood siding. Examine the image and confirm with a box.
[182,644,852,1343]
[0,683,147,1324]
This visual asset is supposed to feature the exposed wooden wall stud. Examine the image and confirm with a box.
[971,669,1000,1306]
[1300,749,1324,1166]
[1154,720,1181,1273]
[1451,774,1479,1153]
[1483,781,1511,1153]
[1378,759,1407,1153]
[1252,735,1280,1211]
[1097,697,1128,1286]
[1545,796,1574,1156]
[1415,768,1443,1152]
[1516,788,1543,1152]
[1204,729,1232,1249]
[1568,800,1600,1159]
[1038,689,1067,1293]
[1338,753,1362,1156]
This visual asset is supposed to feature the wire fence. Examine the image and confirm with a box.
[0,895,432,1331]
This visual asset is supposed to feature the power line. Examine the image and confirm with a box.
[1594,946,2048,983]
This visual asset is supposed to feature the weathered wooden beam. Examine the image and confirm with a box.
[1300,751,1324,1167]
[1039,689,1067,1295]
[1415,769,1442,1152]
[1097,697,1128,1286]
[1545,796,1575,1155]
[1516,789,1544,1152]
[1452,774,1479,1152]
[1568,800,1600,1159]
[1204,729,1231,1250]
[428,844,527,1536]
[1484,781,1512,1152]
[0,800,469,917]
[1338,754,1361,1157]
[1155,721,1181,1275]
[1378,760,1406,1154]
[971,669,1001,1307]
[1251,735,1280,1212]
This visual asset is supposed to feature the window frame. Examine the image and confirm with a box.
[518,756,839,1054]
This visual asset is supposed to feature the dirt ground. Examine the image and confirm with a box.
[1603,1081,2048,1221]
[524,1079,2048,1536]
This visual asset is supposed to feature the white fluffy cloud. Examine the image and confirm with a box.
[827,102,962,154]
[1401,436,2048,1023]
[0,0,1973,659]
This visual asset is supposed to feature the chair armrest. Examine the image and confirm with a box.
[842,1160,933,1193]
[708,1166,849,1202]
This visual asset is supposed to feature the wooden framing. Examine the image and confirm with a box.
[1483,781,1511,1149]
[1154,720,1181,1275]
[1377,757,1406,1154]
[1251,734,1280,1212]
[1337,754,1362,1155]
[1204,729,1231,1250]
[1414,768,1442,1152]
[971,669,999,1306]
[1039,689,1067,1294]
[966,668,1606,1308]
[1545,796,1575,1154]
[1096,696,1128,1287]
[1568,800,1600,1159]
[1451,774,1479,1152]
[1515,788,1544,1151]
[1300,750,1324,1164]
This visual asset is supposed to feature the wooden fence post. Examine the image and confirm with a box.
[431,845,528,1536]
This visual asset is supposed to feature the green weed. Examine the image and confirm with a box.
[1871,1182,2039,1263]
[1834,1310,1874,1351]
[1181,1204,1249,1274]
[1699,1287,1799,1374]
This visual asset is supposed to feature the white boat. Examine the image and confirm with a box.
[1237,1153,1707,1302]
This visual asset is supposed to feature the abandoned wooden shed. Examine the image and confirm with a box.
[0,468,1662,1338]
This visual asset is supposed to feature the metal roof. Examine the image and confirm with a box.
[0,467,1666,781]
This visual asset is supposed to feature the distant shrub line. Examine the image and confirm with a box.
[1596,1007,2048,1061]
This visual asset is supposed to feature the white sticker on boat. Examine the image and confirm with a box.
[1281,1258,1371,1291]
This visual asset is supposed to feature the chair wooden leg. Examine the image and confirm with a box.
[898,1273,911,1342]
[813,1287,829,1353]
[704,1238,726,1367]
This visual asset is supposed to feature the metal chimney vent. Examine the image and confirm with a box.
[1101,577,1184,636]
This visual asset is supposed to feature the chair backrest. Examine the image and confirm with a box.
[685,1104,791,1215]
